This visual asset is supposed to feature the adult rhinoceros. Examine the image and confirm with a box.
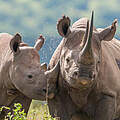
[48,12,119,120]
[0,33,59,119]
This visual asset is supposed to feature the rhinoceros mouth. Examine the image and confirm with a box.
[79,77,94,85]
[63,75,95,90]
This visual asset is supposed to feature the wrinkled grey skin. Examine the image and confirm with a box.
[0,33,59,119]
[48,12,120,120]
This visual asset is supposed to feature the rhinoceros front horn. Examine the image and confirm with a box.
[79,11,94,65]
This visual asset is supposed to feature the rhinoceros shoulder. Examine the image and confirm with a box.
[48,39,64,70]
[0,33,13,39]
[0,33,13,46]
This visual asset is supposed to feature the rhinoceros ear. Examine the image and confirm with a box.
[98,19,118,41]
[34,35,45,51]
[10,33,22,54]
[57,15,71,37]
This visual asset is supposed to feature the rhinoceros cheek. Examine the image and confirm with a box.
[66,76,76,85]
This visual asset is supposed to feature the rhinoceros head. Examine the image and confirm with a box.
[9,34,59,100]
[57,12,117,89]
[78,12,117,88]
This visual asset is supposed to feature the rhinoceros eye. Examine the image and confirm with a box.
[28,75,33,79]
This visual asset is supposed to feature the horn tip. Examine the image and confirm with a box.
[92,11,94,15]
[91,11,94,19]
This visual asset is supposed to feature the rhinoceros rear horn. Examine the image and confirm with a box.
[10,33,22,54]
[34,35,45,51]
[45,60,60,82]
[57,15,71,37]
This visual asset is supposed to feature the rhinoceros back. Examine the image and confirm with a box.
[0,33,13,64]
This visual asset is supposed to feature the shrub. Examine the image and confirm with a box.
[0,102,56,120]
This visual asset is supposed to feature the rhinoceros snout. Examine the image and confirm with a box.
[71,70,79,79]
[71,69,90,79]
[79,68,94,79]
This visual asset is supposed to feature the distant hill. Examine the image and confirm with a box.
[0,0,120,62]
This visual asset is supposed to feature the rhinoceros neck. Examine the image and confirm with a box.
[48,39,65,70]
[0,56,18,105]
[0,61,19,107]
[95,39,120,97]
[0,33,19,106]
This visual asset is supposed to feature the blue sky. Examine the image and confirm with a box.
[0,0,120,63]
[0,0,119,38]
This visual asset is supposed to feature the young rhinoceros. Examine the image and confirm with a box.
[48,12,119,120]
[0,33,59,119]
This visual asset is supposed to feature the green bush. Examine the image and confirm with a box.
[0,103,26,120]
[0,102,56,120]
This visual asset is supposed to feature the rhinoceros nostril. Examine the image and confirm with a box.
[28,75,33,79]
[43,88,47,93]
[74,71,78,76]
[89,71,93,78]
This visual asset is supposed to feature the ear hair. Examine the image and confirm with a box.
[57,15,71,37]
[10,33,22,54]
